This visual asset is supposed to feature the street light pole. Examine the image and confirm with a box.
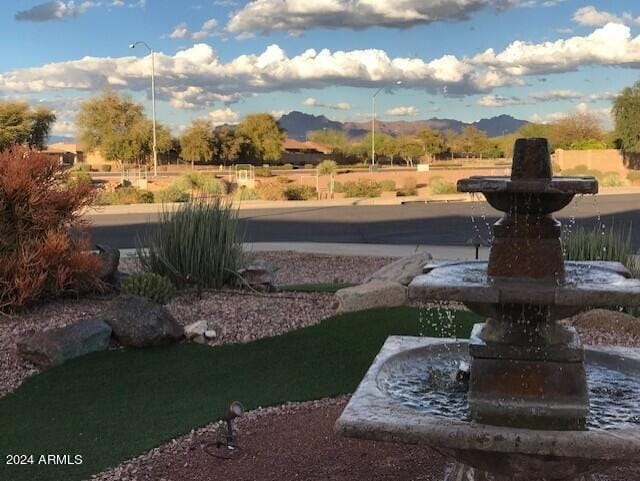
[371,81,402,169]
[129,41,158,177]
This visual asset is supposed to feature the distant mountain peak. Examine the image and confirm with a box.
[278,110,527,140]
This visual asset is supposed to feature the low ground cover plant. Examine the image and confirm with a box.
[179,172,227,197]
[0,148,104,312]
[397,177,418,196]
[121,272,176,304]
[626,170,640,184]
[137,198,244,289]
[256,181,285,200]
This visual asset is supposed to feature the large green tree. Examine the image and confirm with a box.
[213,126,243,165]
[416,128,445,161]
[0,101,56,150]
[549,112,604,150]
[179,119,215,163]
[76,89,170,164]
[236,113,284,163]
[613,81,640,153]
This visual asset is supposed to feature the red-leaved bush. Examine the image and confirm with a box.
[0,148,105,312]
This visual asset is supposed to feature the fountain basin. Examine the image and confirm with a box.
[409,261,640,312]
[336,336,640,480]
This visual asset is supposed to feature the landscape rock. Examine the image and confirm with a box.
[16,319,112,368]
[364,252,433,286]
[95,244,121,284]
[204,329,217,340]
[184,321,208,340]
[238,259,279,291]
[335,281,407,313]
[104,295,183,348]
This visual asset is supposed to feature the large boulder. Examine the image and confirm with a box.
[238,259,279,292]
[364,252,432,286]
[335,281,407,314]
[104,295,183,348]
[17,319,112,368]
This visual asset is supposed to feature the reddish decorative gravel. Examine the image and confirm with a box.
[90,398,639,481]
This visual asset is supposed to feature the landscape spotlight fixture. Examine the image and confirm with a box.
[221,401,244,449]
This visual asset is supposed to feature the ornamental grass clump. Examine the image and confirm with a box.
[563,224,639,278]
[179,172,227,198]
[0,148,105,312]
[137,198,243,289]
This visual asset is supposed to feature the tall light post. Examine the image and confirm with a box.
[129,41,158,177]
[371,80,402,168]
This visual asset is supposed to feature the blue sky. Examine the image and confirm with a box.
[1,0,639,137]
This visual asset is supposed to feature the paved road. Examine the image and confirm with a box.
[87,194,640,250]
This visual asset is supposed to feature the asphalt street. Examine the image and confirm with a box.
[86,194,640,250]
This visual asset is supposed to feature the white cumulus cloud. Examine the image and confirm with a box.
[573,6,640,27]
[303,97,352,110]
[226,0,515,36]
[207,107,239,125]
[385,106,419,116]
[170,18,219,40]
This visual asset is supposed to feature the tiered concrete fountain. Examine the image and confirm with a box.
[336,139,640,480]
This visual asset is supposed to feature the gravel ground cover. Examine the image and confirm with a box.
[90,396,639,481]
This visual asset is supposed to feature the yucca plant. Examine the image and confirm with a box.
[563,223,639,278]
[136,198,244,289]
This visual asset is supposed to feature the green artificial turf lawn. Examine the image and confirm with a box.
[0,306,478,481]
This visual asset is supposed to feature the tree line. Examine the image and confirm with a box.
[3,80,640,164]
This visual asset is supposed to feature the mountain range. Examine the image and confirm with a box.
[278,111,528,141]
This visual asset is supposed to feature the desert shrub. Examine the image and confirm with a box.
[304,163,314,169]
[100,164,112,172]
[429,177,457,195]
[68,171,93,186]
[564,164,589,175]
[398,177,418,196]
[627,170,640,184]
[254,166,272,177]
[233,186,259,201]
[333,181,344,193]
[156,183,189,203]
[562,166,607,181]
[137,199,244,289]
[179,172,227,197]
[601,172,624,187]
[121,272,176,304]
[256,181,285,200]
[276,175,293,184]
[341,179,382,198]
[71,162,92,172]
[0,148,104,312]
[272,164,294,170]
[97,185,154,205]
[283,184,317,200]
[378,179,396,192]
[317,159,338,176]
[563,224,639,278]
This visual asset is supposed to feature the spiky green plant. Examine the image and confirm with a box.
[121,272,176,304]
[563,224,639,278]
[136,198,244,289]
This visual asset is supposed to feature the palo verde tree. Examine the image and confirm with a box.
[236,113,284,163]
[0,101,56,151]
[179,118,215,164]
[613,80,640,153]
[76,89,171,164]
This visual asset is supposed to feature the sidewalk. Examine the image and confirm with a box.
[120,242,489,261]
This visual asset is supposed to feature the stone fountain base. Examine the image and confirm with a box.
[336,336,640,481]
[445,463,596,481]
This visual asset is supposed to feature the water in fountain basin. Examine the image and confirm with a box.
[380,352,640,430]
